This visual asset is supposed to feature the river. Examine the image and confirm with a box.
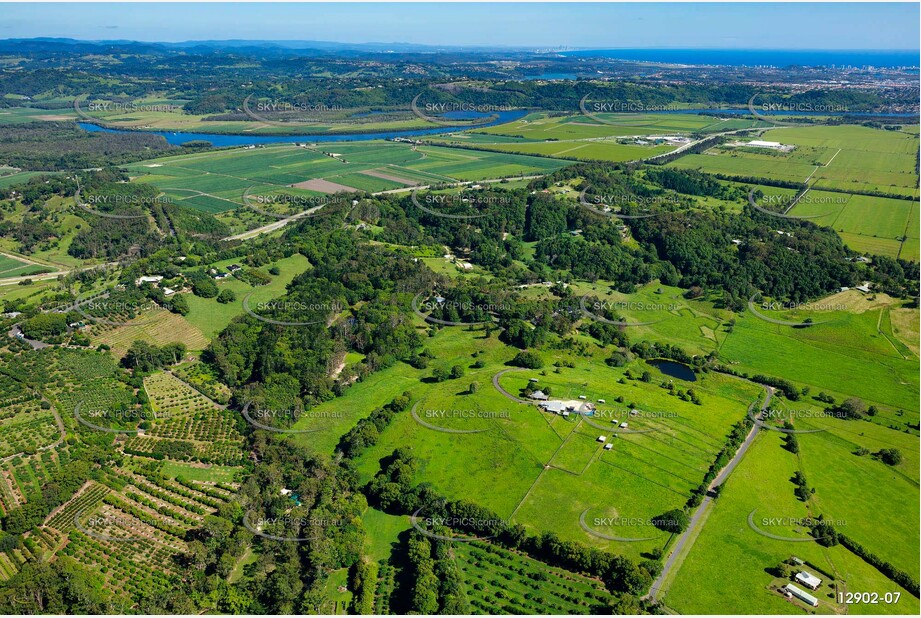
[77,108,528,147]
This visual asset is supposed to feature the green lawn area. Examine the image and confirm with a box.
[362,507,410,563]
[158,461,243,483]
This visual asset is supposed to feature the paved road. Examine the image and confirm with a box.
[222,204,327,241]
[0,260,118,287]
[646,386,774,602]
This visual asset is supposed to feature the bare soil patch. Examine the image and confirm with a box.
[291,178,358,193]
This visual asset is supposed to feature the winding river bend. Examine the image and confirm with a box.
[78,109,528,147]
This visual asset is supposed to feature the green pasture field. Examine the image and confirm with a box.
[501,367,760,562]
[900,237,920,262]
[158,461,243,483]
[663,429,920,615]
[66,100,452,135]
[0,171,47,189]
[180,253,311,339]
[545,282,917,429]
[0,106,76,124]
[0,195,89,269]
[795,412,920,577]
[717,294,919,417]
[566,280,731,357]
[333,320,763,563]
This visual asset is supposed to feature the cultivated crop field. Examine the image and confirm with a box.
[2,348,143,432]
[93,308,210,358]
[0,409,59,458]
[785,191,916,260]
[0,253,48,278]
[172,361,232,405]
[432,111,762,163]
[0,449,70,517]
[123,141,568,220]
[144,372,220,417]
[43,466,235,599]
[470,112,763,141]
[454,540,615,614]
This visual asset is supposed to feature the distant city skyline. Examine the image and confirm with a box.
[0,2,918,50]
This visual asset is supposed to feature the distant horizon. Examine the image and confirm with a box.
[1,3,917,50]
[4,37,920,53]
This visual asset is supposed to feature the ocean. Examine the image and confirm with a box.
[560,49,920,68]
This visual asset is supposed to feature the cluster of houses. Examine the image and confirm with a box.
[135,275,176,296]
[442,252,474,271]
[781,563,823,608]
[532,391,597,417]
[209,263,242,280]
[531,387,641,449]
[839,280,872,294]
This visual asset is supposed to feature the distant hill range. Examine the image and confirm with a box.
[0,37,540,56]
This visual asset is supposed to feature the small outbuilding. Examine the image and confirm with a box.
[597,435,606,443]
[784,584,818,607]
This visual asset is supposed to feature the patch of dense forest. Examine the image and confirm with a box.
[0,122,179,170]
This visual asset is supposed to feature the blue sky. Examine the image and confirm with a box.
[0,2,918,49]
